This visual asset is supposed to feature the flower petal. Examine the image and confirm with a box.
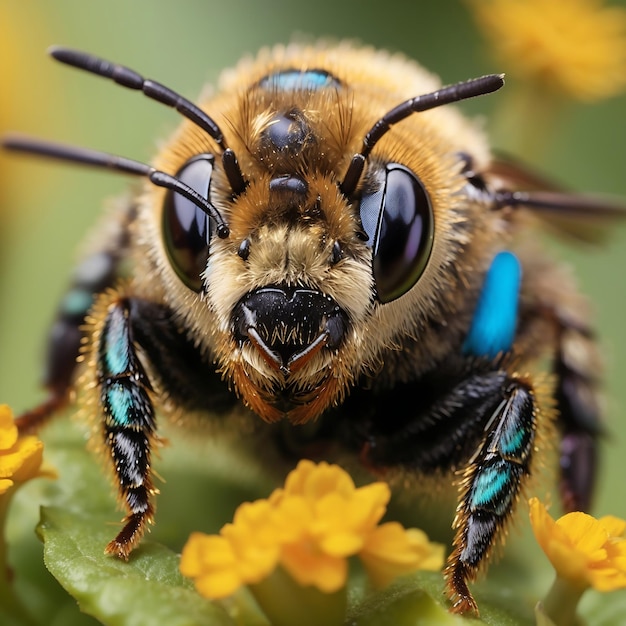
[529,497,626,592]
[468,0,626,100]
[0,405,18,449]
[360,522,444,588]
[281,542,348,593]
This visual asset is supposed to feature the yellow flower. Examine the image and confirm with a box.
[268,460,393,591]
[361,523,446,589]
[180,460,444,602]
[468,0,626,101]
[180,499,281,598]
[0,404,53,494]
[529,497,626,592]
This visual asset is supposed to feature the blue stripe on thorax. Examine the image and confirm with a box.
[258,69,340,91]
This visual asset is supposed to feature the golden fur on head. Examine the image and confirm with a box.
[132,42,501,423]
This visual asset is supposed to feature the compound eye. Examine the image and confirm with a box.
[163,154,215,291]
[359,164,434,303]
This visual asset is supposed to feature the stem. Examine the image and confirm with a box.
[0,490,38,625]
[250,567,347,626]
[540,575,586,626]
[0,491,14,600]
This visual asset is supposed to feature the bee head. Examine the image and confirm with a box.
[150,54,504,423]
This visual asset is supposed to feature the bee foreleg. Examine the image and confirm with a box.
[444,373,536,614]
[97,296,157,559]
[127,299,235,414]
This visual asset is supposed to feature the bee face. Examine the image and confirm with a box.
[143,45,497,423]
[6,41,620,615]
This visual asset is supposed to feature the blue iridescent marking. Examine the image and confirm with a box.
[258,69,340,91]
[60,288,93,317]
[470,462,512,514]
[500,422,528,457]
[106,383,134,426]
[463,251,521,359]
[103,311,131,376]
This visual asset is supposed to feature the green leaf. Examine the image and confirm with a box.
[350,584,463,626]
[37,506,234,626]
[347,571,534,626]
[578,587,626,626]
[534,602,558,626]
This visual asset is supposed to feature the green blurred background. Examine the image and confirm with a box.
[1,0,626,573]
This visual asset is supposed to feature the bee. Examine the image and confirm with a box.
[4,42,625,615]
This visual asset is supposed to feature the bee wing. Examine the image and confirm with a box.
[488,154,626,244]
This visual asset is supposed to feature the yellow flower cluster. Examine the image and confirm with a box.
[529,497,626,592]
[0,404,51,494]
[468,0,626,101]
[180,460,444,599]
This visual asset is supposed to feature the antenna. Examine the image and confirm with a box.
[340,73,505,196]
[49,46,228,151]
[3,134,229,238]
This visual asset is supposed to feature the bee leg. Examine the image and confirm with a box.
[553,319,603,512]
[444,373,537,614]
[97,296,157,559]
[127,299,236,414]
[15,251,121,433]
[356,367,538,614]
[17,198,136,434]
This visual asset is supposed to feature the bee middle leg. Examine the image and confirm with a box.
[361,367,538,615]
